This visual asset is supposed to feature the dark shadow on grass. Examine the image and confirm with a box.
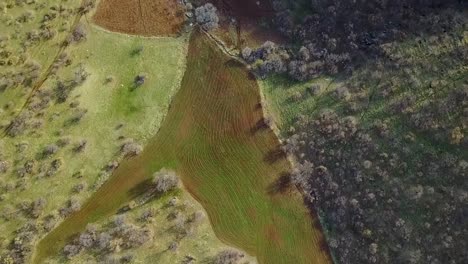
[263,147,287,164]
[250,117,270,134]
[267,172,292,195]
[128,178,153,198]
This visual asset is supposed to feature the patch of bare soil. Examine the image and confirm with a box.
[93,0,185,36]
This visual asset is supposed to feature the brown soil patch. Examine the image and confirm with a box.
[93,0,185,36]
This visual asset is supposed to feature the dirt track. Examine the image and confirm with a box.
[93,0,185,36]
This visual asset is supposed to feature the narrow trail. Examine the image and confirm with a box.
[1,3,86,138]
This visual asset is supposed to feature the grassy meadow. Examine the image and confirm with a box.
[0,8,194,261]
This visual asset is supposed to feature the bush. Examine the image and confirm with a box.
[63,244,81,259]
[7,114,28,137]
[195,3,219,31]
[74,139,87,153]
[153,169,179,193]
[134,74,146,87]
[73,182,87,193]
[213,249,244,264]
[121,140,143,157]
[132,46,144,56]
[42,144,59,157]
[67,23,87,44]
[31,197,46,218]
[60,198,81,217]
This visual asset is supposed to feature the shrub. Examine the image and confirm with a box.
[105,75,114,83]
[78,232,94,248]
[63,244,81,259]
[123,228,152,248]
[241,47,253,61]
[43,214,57,231]
[78,0,95,14]
[60,198,81,217]
[121,140,143,157]
[169,241,178,251]
[97,232,112,251]
[68,108,87,124]
[306,84,322,96]
[31,197,46,218]
[72,67,89,86]
[134,74,146,87]
[57,137,71,147]
[195,3,219,31]
[74,139,87,153]
[73,182,87,193]
[42,144,59,157]
[7,114,28,137]
[334,86,351,101]
[121,254,134,263]
[139,209,155,222]
[105,161,119,172]
[213,249,244,264]
[132,46,144,56]
[153,169,179,193]
[67,23,87,44]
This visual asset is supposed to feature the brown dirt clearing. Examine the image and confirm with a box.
[93,0,185,36]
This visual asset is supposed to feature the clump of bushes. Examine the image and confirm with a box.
[195,3,219,31]
[120,139,143,157]
[213,249,244,264]
[73,139,87,153]
[66,23,87,45]
[63,216,152,260]
[153,169,179,193]
[42,144,59,157]
[6,113,30,137]
[59,197,81,217]
[134,74,146,87]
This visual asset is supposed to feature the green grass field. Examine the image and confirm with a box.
[34,29,330,264]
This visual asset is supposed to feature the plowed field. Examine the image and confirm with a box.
[93,0,184,36]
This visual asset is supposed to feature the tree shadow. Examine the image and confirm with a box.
[249,117,270,134]
[267,172,292,195]
[128,178,154,197]
[263,146,286,164]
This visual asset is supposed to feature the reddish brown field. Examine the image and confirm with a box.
[92,0,185,36]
